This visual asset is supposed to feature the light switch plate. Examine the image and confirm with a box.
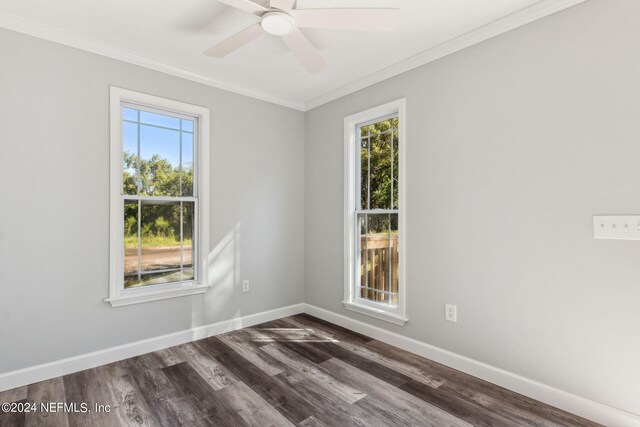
[593,215,640,240]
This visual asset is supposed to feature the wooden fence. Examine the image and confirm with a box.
[360,234,399,304]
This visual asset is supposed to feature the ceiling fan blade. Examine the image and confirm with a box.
[216,0,267,14]
[270,0,295,11]
[292,8,400,31]
[281,28,326,73]
[204,24,264,57]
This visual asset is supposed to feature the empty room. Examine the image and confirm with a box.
[0,0,639,425]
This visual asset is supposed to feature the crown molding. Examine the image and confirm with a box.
[303,0,589,111]
[0,0,587,113]
[0,13,306,111]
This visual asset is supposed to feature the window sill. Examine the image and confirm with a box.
[105,283,210,307]
[342,301,408,326]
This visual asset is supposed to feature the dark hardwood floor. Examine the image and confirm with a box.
[0,314,600,427]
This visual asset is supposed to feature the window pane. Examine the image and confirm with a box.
[124,200,195,288]
[124,201,139,288]
[117,98,201,297]
[390,214,399,299]
[133,201,181,287]
[119,105,198,289]
[356,213,399,307]
[376,119,393,134]
[139,125,181,197]
[393,129,399,209]
[181,132,194,196]
[182,202,195,281]
[360,138,369,210]
[140,200,181,278]
[358,214,367,292]
[369,128,392,209]
[123,107,138,122]
[182,119,194,132]
[123,122,139,195]
[140,110,181,130]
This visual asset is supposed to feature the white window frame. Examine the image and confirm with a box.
[106,86,211,307]
[343,99,407,326]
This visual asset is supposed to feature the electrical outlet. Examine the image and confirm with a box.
[445,304,457,323]
[242,280,250,293]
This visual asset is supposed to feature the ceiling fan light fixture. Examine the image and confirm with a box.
[206,0,400,73]
[261,12,295,36]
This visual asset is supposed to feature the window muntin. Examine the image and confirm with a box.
[120,105,198,289]
[356,116,399,307]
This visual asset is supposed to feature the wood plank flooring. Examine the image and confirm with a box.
[0,314,600,427]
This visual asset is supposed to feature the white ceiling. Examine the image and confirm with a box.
[0,0,583,110]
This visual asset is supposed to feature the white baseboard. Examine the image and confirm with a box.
[303,304,640,427]
[0,303,304,393]
[2,301,638,426]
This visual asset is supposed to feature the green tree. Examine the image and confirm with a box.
[123,152,194,245]
[360,117,399,211]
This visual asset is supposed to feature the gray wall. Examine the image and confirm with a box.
[2,0,640,417]
[0,28,305,373]
[305,0,640,415]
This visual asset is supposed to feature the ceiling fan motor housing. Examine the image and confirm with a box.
[261,11,295,36]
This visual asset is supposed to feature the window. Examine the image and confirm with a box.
[344,99,407,325]
[107,87,210,307]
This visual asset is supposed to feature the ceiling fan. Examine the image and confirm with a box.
[204,0,400,73]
